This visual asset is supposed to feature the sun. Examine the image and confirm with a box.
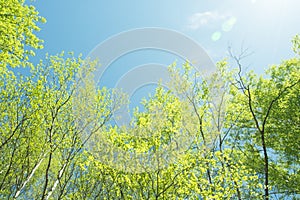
[249,0,295,24]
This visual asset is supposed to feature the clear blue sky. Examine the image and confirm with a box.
[32,0,299,69]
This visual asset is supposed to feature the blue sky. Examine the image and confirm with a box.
[32,0,299,67]
[30,0,299,121]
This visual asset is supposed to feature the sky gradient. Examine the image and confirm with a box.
[29,0,300,118]
[32,0,299,67]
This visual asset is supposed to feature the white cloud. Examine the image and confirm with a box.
[187,11,226,30]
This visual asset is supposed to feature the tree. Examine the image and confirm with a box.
[1,0,299,199]
[0,52,123,199]
[227,36,300,199]
[0,0,45,69]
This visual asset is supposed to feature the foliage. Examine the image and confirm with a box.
[0,0,45,69]
[227,47,300,199]
[0,0,299,199]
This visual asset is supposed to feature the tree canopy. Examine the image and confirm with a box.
[0,1,299,199]
[0,0,45,69]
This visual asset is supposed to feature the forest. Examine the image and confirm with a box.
[0,0,299,199]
